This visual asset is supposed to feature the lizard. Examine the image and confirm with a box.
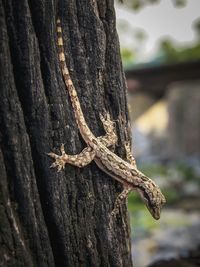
[48,18,166,220]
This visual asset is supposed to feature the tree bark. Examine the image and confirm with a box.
[0,0,133,266]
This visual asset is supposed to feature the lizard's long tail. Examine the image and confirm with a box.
[56,19,95,143]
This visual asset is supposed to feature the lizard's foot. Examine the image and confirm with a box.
[98,112,118,148]
[99,112,115,134]
[48,144,96,170]
[48,144,68,172]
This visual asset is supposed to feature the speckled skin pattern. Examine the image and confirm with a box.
[48,19,166,220]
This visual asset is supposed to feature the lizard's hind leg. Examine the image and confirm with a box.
[98,112,118,147]
[48,144,95,171]
[111,186,131,216]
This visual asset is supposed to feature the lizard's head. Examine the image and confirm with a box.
[137,180,166,220]
[147,195,166,220]
[147,186,166,220]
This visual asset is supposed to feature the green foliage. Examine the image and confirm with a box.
[120,47,136,67]
[128,192,143,210]
[123,0,187,11]
[194,18,200,39]
[159,39,200,63]
[139,164,168,176]
[175,162,198,182]
[173,0,187,8]
[118,0,197,67]
[134,30,147,43]
[124,0,160,11]
[162,189,179,204]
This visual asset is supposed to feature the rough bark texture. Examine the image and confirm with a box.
[0,0,133,266]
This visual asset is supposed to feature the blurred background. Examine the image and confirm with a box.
[115,0,200,266]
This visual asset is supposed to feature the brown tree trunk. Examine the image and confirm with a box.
[0,0,133,266]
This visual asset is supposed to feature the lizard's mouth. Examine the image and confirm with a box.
[151,207,160,220]
[145,203,161,220]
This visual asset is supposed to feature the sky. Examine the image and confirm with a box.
[116,0,200,62]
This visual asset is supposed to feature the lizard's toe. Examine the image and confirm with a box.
[57,165,62,172]
[48,152,59,159]
[50,162,58,168]
[49,154,66,171]
[60,144,66,155]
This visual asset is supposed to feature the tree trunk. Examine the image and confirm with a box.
[0,0,133,266]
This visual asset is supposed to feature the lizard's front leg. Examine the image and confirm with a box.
[111,186,132,216]
[97,112,118,147]
[48,144,95,171]
[124,141,137,168]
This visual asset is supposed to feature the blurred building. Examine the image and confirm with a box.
[125,60,200,163]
